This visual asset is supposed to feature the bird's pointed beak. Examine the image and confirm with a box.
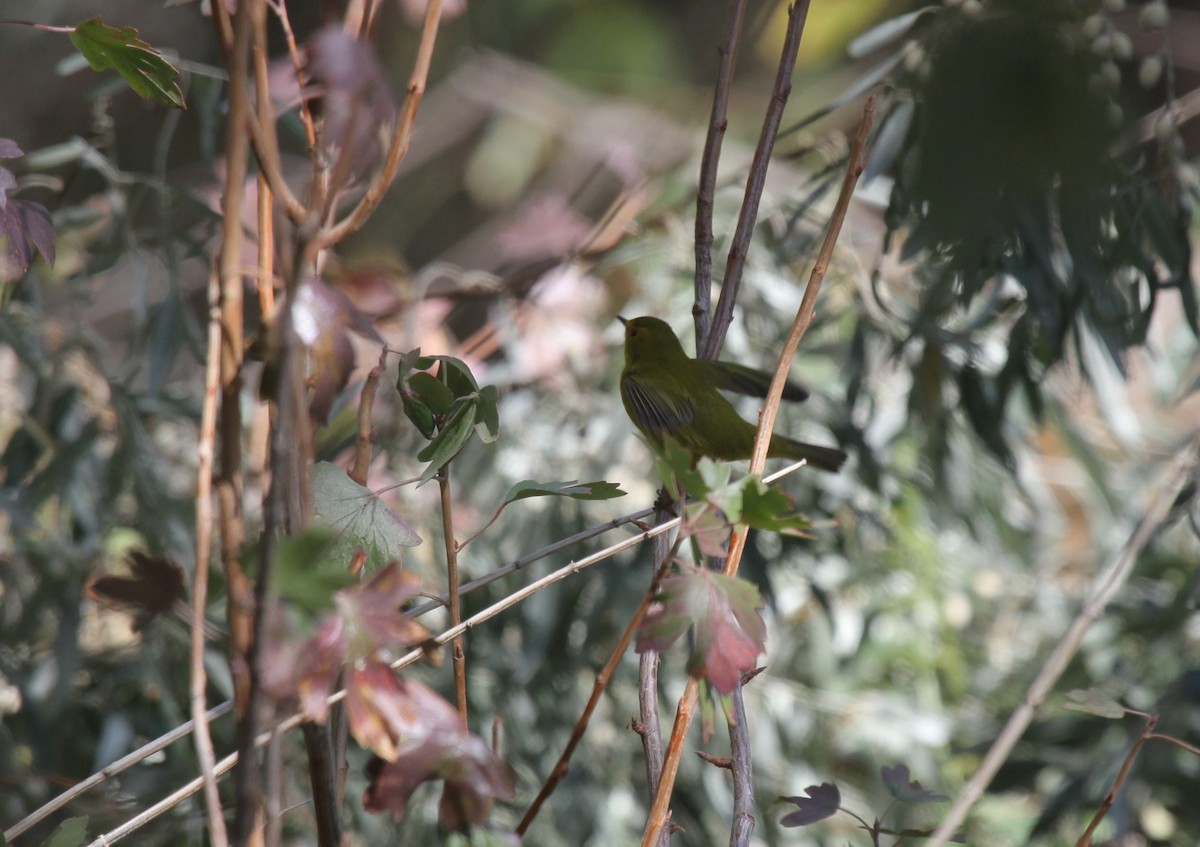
[617,315,629,327]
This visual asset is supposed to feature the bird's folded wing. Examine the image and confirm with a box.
[621,373,694,434]
[704,360,809,402]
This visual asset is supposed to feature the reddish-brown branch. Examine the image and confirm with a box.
[517,558,673,835]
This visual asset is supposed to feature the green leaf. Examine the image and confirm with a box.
[1063,688,1127,720]
[40,816,88,847]
[428,354,480,397]
[416,398,478,484]
[69,18,185,109]
[274,526,359,613]
[407,371,455,416]
[739,478,813,536]
[501,479,625,504]
[474,384,499,443]
[401,394,436,439]
[311,461,422,573]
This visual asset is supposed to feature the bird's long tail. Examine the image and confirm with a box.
[768,436,847,472]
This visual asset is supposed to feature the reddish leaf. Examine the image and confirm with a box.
[335,562,429,651]
[294,614,348,724]
[780,782,841,827]
[86,552,185,631]
[305,27,396,178]
[345,660,418,761]
[881,763,949,804]
[293,277,380,423]
[637,570,766,694]
[361,680,515,832]
[680,504,732,558]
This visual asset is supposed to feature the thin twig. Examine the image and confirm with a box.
[639,504,676,847]
[318,0,444,247]
[267,0,318,151]
[1075,714,1158,847]
[642,94,876,847]
[516,555,676,835]
[190,264,229,847]
[926,431,1200,847]
[217,0,255,840]
[438,464,469,719]
[3,704,232,841]
[727,685,755,847]
[701,0,813,361]
[694,0,749,351]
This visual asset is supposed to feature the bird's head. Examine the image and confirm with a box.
[618,316,689,366]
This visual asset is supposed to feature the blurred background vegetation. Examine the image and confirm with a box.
[1,0,1199,845]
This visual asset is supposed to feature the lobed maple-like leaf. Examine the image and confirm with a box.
[637,569,766,694]
[86,551,185,631]
[0,141,56,273]
[311,462,422,572]
[779,782,841,827]
[880,763,949,804]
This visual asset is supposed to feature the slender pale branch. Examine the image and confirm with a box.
[926,430,1200,847]
[190,264,229,847]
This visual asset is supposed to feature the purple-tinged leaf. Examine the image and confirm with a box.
[0,139,23,159]
[780,782,841,827]
[680,504,732,558]
[0,168,16,207]
[0,198,56,272]
[881,764,949,804]
[637,569,766,694]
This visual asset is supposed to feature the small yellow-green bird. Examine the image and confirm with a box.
[619,316,847,472]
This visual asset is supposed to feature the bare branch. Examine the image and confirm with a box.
[702,0,812,361]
